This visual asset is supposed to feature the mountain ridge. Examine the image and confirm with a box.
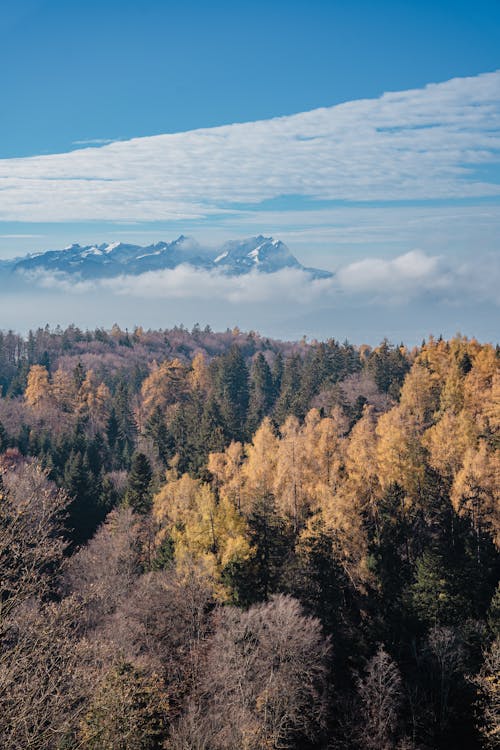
[1,235,332,281]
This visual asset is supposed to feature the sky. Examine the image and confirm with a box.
[0,0,499,343]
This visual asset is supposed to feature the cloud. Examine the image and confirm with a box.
[0,71,499,223]
[0,234,45,239]
[337,250,500,304]
[337,251,441,295]
[71,138,117,146]
[19,248,499,307]
[21,265,335,304]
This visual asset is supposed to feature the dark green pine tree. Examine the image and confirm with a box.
[64,450,104,546]
[271,351,283,396]
[297,343,330,410]
[236,493,291,604]
[0,420,8,452]
[411,548,469,629]
[113,381,138,467]
[214,345,249,442]
[273,353,303,424]
[106,407,119,451]
[366,339,409,397]
[199,396,227,464]
[6,358,30,397]
[324,339,345,383]
[72,361,85,390]
[144,406,171,464]
[246,353,275,435]
[125,452,153,515]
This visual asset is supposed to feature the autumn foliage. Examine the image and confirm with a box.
[0,326,498,749]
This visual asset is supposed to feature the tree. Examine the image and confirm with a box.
[125,452,153,514]
[424,626,466,746]
[64,449,104,545]
[241,417,278,515]
[177,595,330,750]
[0,460,68,620]
[0,597,92,750]
[273,353,303,423]
[107,565,214,693]
[411,549,466,627]
[153,472,252,590]
[213,346,249,442]
[472,638,500,748]
[51,367,77,412]
[451,441,500,558]
[274,415,308,533]
[63,506,141,631]
[79,662,168,750]
[24,364,51,410]
[141,359,188,425]
[0,421,7,452]
[246,353,274,434]
[356,646,403,750]
[77,369,111,433]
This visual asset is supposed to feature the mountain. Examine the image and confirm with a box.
[2,235,332,280]
[212,235,331,278]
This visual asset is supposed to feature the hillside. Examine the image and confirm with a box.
[0,325,498,750]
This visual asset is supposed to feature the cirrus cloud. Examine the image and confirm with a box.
[0,71,499,223]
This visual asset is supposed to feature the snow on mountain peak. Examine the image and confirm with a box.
[8,235,332,281]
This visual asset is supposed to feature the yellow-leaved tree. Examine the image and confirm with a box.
[140,359,188,425]
[77,369,111,432]
[25,365,51,411]
[451,441,500,557]
[240,417,278,516]
[153,470,252,593]
[208,440,244,512]
[51,368,78,413]
[274,415,309,533]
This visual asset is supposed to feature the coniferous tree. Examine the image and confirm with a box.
[64,449,103,545]
[214,345,249,442]
[0,421,7,452]
[246,353,274,434]
[125,452,153,515]
[273,353,303,423]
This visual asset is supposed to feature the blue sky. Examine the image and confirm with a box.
[2,0,500,158]
[0,0,499,343]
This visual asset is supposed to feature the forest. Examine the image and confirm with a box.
[0,323,498,750]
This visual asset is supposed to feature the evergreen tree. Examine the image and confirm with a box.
[125,452,153,514]
[246,353,274,434]
[198,396,226,460]
[64,450,103,545]
[214,345,249,442]
[273,353,303,424]
[0,421,8,452]
[271,351,283,395]
[144,406,170,464]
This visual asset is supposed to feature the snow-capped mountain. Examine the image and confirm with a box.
[1,235,332,280]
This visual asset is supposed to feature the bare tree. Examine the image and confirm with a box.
[171,594,330,750]
[426,626,464,742]
[472,637,499,749]
[0,595,99,750]
[106,561,214,718]
[63,505,141,630]
[356,646,403,750]
[0,460,68,625]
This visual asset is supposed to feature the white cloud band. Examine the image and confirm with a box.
[0,71,499,223]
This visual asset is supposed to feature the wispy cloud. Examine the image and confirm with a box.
[0,71,499,223]
[71,138,117,146]
[0,234,45,239]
